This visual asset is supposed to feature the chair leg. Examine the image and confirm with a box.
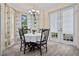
[40,46,42,56]
[28,44,31,51]
[46,44,47,52]
[24,44,26,54]
[20,41,22,51]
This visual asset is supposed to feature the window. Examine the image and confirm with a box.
[62,7,74,41]
[21,15,27,29]
[49,6,74,42]
[62,7,73,34]
[49,11,60,38]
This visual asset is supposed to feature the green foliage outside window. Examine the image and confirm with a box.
[21,15,27,33]
[21,15,27,27]
[51,32,58,38]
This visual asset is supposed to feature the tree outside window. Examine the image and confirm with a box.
[21,15,27,28]
[21,15,27,33]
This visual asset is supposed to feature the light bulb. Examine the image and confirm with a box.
[28,10,31,13]
[36,10,40,14]
[30,12,32,14]
[32,9,35,12]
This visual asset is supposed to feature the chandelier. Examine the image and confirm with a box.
[28,9,40,15]
[27,9,40,31]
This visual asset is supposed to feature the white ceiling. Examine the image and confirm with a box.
[10,3,33,11]
[11,3,58,11]
[33,3,57,10]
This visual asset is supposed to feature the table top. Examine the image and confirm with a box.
[24,33,41,42]
[24,33,41,36]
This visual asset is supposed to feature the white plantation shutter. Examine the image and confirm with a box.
[49,6,74,34]
[49,11,60,32]
[62,7,73,34]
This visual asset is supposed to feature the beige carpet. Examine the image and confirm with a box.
[2,40,79,56]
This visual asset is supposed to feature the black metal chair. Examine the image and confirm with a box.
[39,29,42,33]
[18,28,29,54]
[32,29,50,55]
[18,28,24,51]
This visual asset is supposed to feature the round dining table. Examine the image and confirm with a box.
[24,33,41,42]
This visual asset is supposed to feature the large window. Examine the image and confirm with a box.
[62,7,74,41]
[4,4,16,48]
[49,6,74,42]
[27,13,40,32]
[49,11,60,38]
[49,11,58,32]
[21,15,27,29]
[62,7,73,34]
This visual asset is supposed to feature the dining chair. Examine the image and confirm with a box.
[18,28,24,51]
[18,28,29,54]
[38,29,42,33]
[33,29,50,55]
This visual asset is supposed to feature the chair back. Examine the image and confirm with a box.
[18,28,25,42]
[39,29,42,33]
[40,29,50,42]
